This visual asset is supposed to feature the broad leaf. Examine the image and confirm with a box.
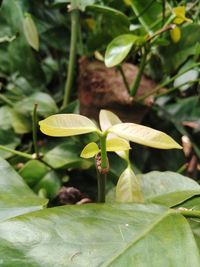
[0,159,47,221]
[0,129,20,158]
[140,171,200,207]
[0,204,199,266]
[116,167,144,203]
[80,142,99,158]
[99,109,121,131]
[39,114,99,137]
[109,123,182,149]
[23,14,39,51]
[105,34,144,67]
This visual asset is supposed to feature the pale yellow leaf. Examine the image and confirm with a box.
[116,167,144,203]
[109,123,182,149]
[99,109,121,132]
[39,114,99,137]
[80,142,99,158]
[106,137,131,152]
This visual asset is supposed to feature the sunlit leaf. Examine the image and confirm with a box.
[116,167,144,203]
[106,137,131,152]
[109,123,182,149]
[80,142,99,158]
[105,34,144,67]
[99,109,121,132]
[23,13,39,51]
[39,114,99,137]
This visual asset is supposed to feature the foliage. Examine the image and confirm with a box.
[0,0,200,265]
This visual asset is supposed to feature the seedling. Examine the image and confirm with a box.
[39,110,182,203]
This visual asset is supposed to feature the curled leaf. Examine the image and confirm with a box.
[80,142,99,158]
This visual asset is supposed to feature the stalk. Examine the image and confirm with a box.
[178,209,200,219]
[32,103,39,158]
[0,145,32,159]
[130,48,148,97]
[62,2,79,109]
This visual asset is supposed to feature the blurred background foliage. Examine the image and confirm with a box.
[0,0,199,203]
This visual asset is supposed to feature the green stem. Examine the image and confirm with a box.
[178,209,200,219]
[0,145,32,159]
[62,4,79,109]
[118,65,130,93]
[137,63,200,102]
[0,94,14,107]
[97,171,106,203]
[99,134,107,169]
[130,48,148,97]
[32,103,39,158]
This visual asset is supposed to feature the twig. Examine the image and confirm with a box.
[32,103,39,158]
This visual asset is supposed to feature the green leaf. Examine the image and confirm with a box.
[140,171,200,207]
[19,160,49,187]
[0,159,47,221]
[105,34,144,67]
[130,0,163,33]
[0,204,199,266]
[116,167,144,203]
[14,92,58,117]
[109,123,182,149]
[86,5,130,27]
[174,68,199,91]
[99,109,121,131]
[106,137,131,152]
[0,129,20,158]
[43,142,92,169]
[39,114,99,137]
[23,14,39,51]
[80,142,99,158]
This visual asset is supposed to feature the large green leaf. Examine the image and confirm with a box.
[109,123,182,149]
[0,129,20,158]
[0,159,47,221]
[105,34,144,67]
[140,171,200,207]
[130,0,163,33]
[39,114,99,137]
[0,203,199,266]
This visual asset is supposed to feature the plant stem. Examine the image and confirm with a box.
[99,134,107,170]
[32,103,39,158]
[117,65,130,93]
[137,63,200,102]
[0,145,32,159]
[62,3,79,109]
[97,171,106,203]
[0,93,14,107]
[130,48,148,97]
[178,209,200,219]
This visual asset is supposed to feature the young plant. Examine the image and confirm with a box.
[39,110,182,203]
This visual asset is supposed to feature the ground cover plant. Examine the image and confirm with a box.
[0,0,200,266]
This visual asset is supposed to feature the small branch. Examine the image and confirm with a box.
[32,103,39,158]
[130,47,148,97]
[146,23,176,42]
[62,3,79,109]
[137,63,200,102]
[117,65,130,93]
[0,145,32,159]
[96,170,106,203]
[0,93,14,107]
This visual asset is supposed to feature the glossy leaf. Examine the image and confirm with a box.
[80,142,99,158]
[0,204,199,266]
[109,123,182,149]
[106,137,131,152]
[116,167,144,203]
[0,159,47,221]
[140,171,200,207]
[0,129,20,158]
[99,109,121,131]
[39,114,99,137]
[23,14,39,51]
[105,34,144,67]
